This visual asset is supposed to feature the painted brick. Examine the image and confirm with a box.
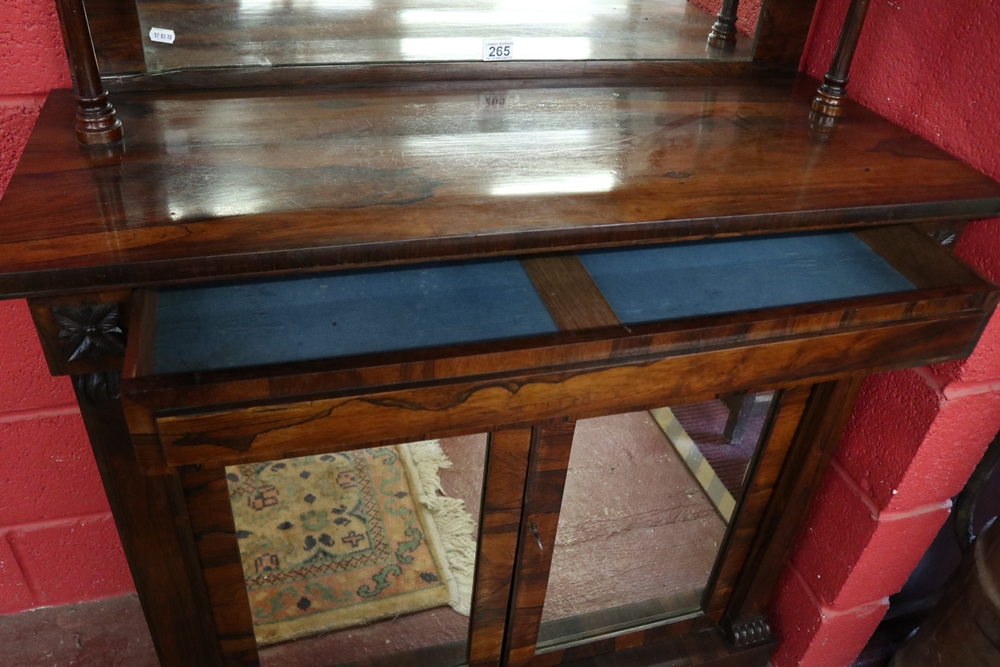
[790,467,875,606]
[0,1,71,96]
[686,0,763,37]
[834,370,1000,512]
[792,463,951,608]
[0,96,45,197]
[833,370,935,509]
[0,536,34,615]
[0,299,76,413]
[770,566,888,667]
[9,515,134,607]
[805,0,1000,183]
[932,218,1000,383]
[832,506,950,610]
[0,414,110,526]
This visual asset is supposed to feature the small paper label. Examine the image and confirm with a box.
[483,40,514,61]
[149,27,176,44]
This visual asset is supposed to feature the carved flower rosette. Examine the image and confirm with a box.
[51,302,126,362]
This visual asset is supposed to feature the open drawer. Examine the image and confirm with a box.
[115,224,996,667]
[121,224,997,475]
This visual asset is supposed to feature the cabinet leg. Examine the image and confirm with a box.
[74,373,224,667]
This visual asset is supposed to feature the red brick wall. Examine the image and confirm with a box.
[0,1,134,615]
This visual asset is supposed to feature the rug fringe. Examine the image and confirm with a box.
[404,440,477,616]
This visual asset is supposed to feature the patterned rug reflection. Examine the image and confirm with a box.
[226,442,475,646]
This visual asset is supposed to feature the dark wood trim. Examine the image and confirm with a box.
[53,0,123,144]
[84,0,146,75]
[751,0,820,70]
[553,627,774,667]
[179,464,260,667]
[531,613,716,665]
[708,0,742,50]
[468,428,534,667]
[505,421,577,667]
[122,289,158,381]
[105,60,753,93]
[722,377,866,628]
[812,0,873,117]
[73,381,225,667]
[703,385,811,619]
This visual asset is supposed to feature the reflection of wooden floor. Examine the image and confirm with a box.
[136,0,752,71]
[260,410,726,665]
[542,412,725,626]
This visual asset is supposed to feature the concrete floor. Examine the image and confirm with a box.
[1,410,730,667]
[0,595,157,667]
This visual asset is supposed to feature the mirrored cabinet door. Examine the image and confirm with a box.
[502,388,813,666]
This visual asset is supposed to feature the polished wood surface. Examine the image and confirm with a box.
[3,76,1000,299]
[135,0,751,72]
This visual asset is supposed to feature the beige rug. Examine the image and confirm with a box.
[226,441,476,645]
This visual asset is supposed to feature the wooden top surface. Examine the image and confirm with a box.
[2,75,999,298]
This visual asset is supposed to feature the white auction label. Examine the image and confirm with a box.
[482,40,514,61]
[149,27,176,44]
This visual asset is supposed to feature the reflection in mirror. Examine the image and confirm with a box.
[226,436,487,667]
[537,394,774,651]
[136,0,753,72]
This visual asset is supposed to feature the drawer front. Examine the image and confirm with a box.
[121,225,998,472]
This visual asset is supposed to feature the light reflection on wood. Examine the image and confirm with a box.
[135,0,753,71]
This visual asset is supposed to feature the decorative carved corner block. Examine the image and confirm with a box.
[726,616,773,648]
[51,301,126,362]
[75,370,122,405]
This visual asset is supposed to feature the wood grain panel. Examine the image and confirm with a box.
[86,0,146,74]
[505,421,577,667]
[3,79,1000,299]
[468,428,534,667]
[73,388,225,667]
[151,313,984,470]
[855,225,986,289]
[521,255,621,332]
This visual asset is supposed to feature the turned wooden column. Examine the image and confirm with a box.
[54,0,124,145]
[812,0,873,118]
[708,0,742,49]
